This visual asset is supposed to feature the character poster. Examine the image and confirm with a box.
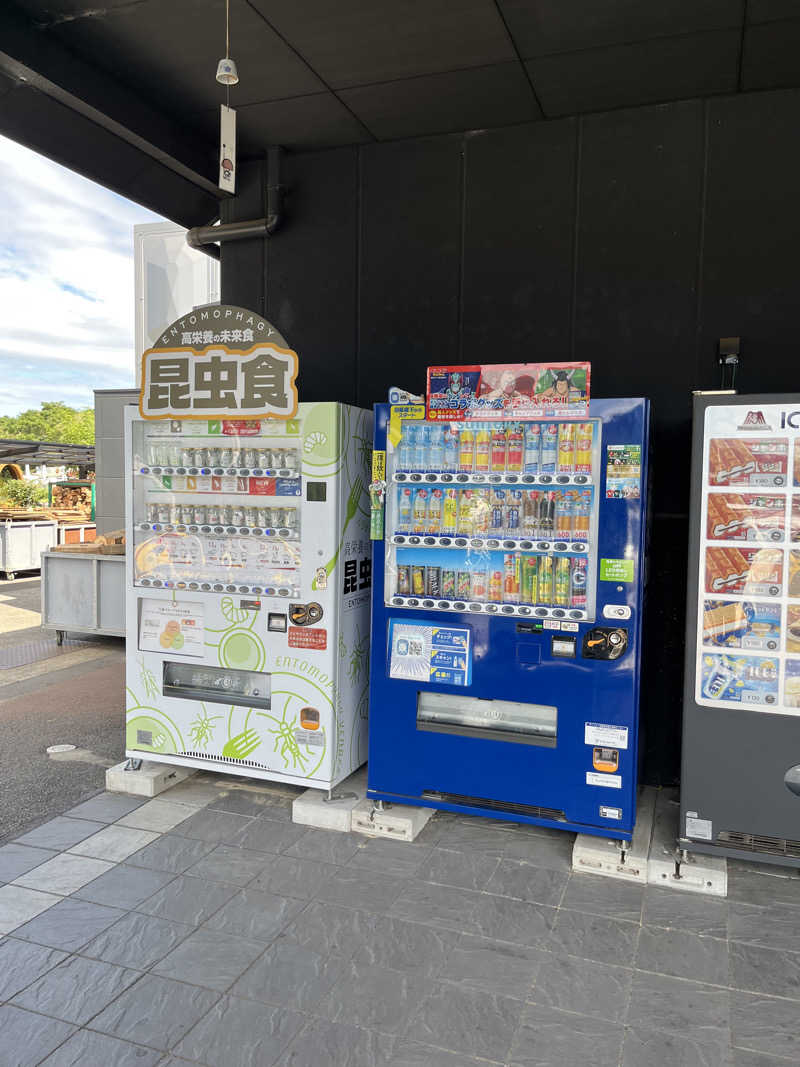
[426,363,590,422]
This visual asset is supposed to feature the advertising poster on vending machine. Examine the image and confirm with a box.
[695,404,800,715]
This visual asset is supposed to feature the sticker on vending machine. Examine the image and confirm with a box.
[606,445,641,499]
[586,771,622,789]
[585,723,629,749]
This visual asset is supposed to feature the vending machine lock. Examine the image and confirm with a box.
[582,627,628,660]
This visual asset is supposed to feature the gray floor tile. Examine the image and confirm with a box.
[12,897,123,952]
[68,825,159,864]
[440,933,542,999]
[73,863,175,909]
[623,1026,734,1066]
[416,847,500,891]
[204,887,306,942]
[318,959,434,1034]
[0,938,68,1000]
[90,974,220,1051]
[561,871,645,922]
[637,926,729,986]
[81,910,194,969]
[282,901,376,960]
[174,995,303,1067]
[125,833,216,874]
[14,852,114,895]
[732,1049,800,1066]
[275,1017,395,1067]
[0,1005,75,1067]
[408,982,523,1061]
[15,817,105,851]
[0,843,57,882]
[731,990,800,1060]
[183,844,270,886]
[353,914,458,977]
[284,829,362,866]
[643,886,729,939]
[152,927,264,990]
[136,874,238,925]
[348,838,433,879]
[533,952,632,1022]
[12,954,139,1025]
[429,821,509,856]
[471,893,557,947]
[231,937,348,1010]
[389,880,486,932]
[0,884,59,934]
[627,972,730,1050]
[314,866,404,914]
[39,1029,163,1067]
[729,901,800,954]
[730,940,800,1000]
[250,855,336,900]
[509,1001,623,1067]
[207,789,296,819]
[485,859,568,906]
[389,1042,502,1066]
[727,867,800,909]
[502,830,575,870]
[171,808,254,845]
[236,818,310,856]
[63,793,145,823]
[548,908,639,965]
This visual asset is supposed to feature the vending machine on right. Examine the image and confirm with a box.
[681,392,800,867]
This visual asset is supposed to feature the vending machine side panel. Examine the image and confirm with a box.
[680,393,800,866]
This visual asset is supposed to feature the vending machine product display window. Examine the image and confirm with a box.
[367,366,650,841]
[125,403,373,788]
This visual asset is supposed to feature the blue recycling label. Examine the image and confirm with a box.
[276,478,301,496]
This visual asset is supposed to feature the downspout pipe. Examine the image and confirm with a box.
[186,148,284,260]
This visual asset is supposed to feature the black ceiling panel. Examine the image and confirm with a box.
[747,0,800,22]
[211,93,373,152]
[250,0,515,89]
[498,0,742,58]
[741,19,800,91]
[528,29,740,117]
[340,63,540,142]
[52,0,323,114]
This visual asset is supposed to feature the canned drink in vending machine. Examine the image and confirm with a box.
[441,570,456,599]
[220,447,234,467]
[158,503,172,524]
[396,565,411,596]
[221,505,234,526]
[411,565,426,597]
[425,566,441,598]
[575,423,594,474]
[193,447,207,468]
[471,570,487,602]
[245,506,259,527]
[243,448,258,468]
[147,503,160,525]
[207,503,222,525]
[457,570,472,599]
[257,448,271,468]
[554,556,571,606]
[570,557,588,607]
[207,446,221,467]
[521,555,538,604]
[538,556,554,604]
[503,554,520,604]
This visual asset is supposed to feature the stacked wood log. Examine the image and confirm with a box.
[51,485,91,513]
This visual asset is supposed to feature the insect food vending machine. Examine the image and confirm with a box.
[681,393,800,866]
[124,402,372,788]
[367,364,650,839]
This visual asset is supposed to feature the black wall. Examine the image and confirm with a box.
[221,87,800,786]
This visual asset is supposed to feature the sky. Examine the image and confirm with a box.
[0,134,164,416]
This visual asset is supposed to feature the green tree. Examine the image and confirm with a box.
[0,402,94,445]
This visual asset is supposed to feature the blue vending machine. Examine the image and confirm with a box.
[367,368,650,840]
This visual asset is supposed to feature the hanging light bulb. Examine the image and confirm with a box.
[215,0,239,85]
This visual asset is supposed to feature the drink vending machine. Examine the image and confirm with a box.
[681,393,800,866]
[124,402,373,788]
[367,364,651,839]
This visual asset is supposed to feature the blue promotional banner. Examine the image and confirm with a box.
[388,620,472,686]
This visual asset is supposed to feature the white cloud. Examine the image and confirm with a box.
[0,133,164,414]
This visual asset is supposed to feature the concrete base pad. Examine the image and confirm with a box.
[106,760,195,798]
[572,786,655,884]
[648,788,727,896]
[292,766,368,833]
[351,798,433,842]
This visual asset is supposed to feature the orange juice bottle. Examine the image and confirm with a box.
[458,426,475,472]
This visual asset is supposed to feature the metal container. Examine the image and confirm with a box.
[0,520,58,580]
[41,550,125,641]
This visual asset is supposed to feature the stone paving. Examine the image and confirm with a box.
[0,772,799,1066]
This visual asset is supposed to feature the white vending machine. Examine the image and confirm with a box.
[124,402,372,788]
